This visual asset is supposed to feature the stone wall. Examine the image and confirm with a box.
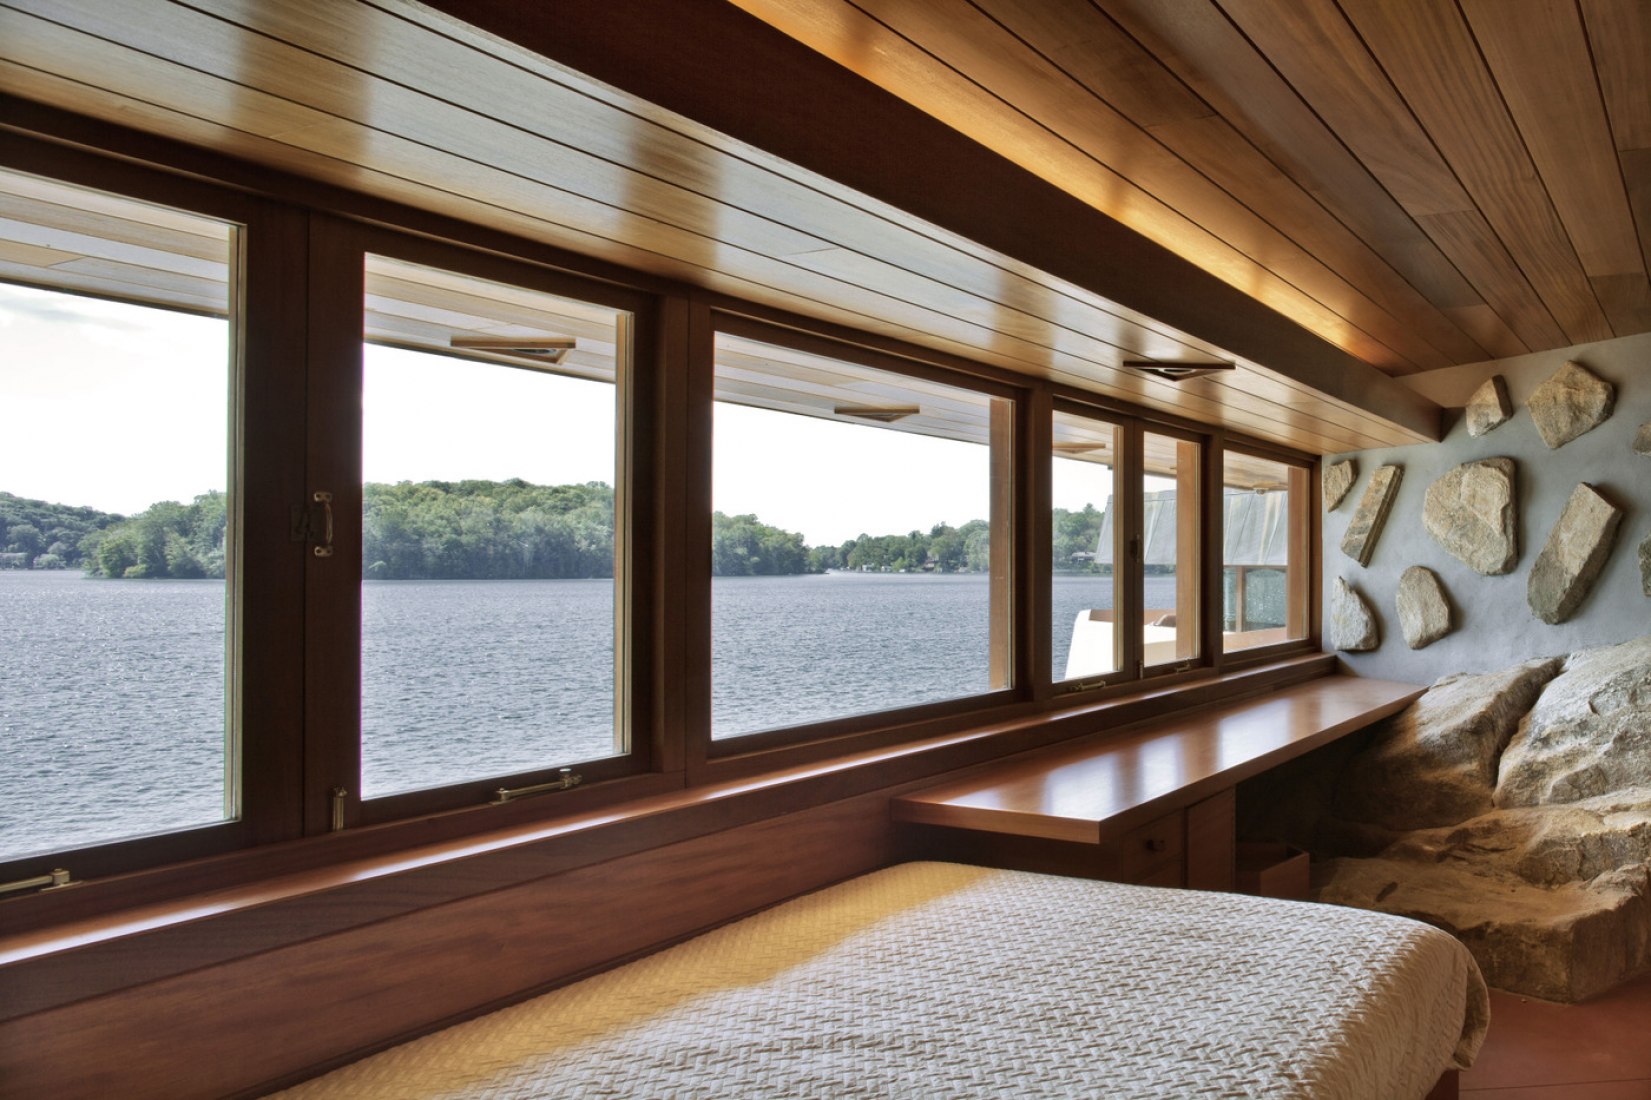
[1322,331,1651,683]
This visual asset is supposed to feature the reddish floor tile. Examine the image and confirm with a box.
[1462,971,1651,1091]
[1462,1081,1651,1099]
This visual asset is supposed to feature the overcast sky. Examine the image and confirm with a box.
[3,282,1112,542]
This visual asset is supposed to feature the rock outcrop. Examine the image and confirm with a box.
[1340,464,1401,566]
[1423,458,1517,575]
[1465,375,1512,437]
[1527,360,1614,449]
[1323,459,1356,511]
[1331,577,1378,651]
[1307,635,1651,1002]
[1528,484,1623,624]
[1396,565,1452,649]
[1496,636,1651,807]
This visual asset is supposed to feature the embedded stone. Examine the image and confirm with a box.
[1335,657,1560,831]
[1423,458,1517,575]
[1465,375,1512,438]
[1496,635,1651,808]
[1331,576,1378,651]
[1396,565,1452,649]
[1527,484,1623,624]
[1340,464,1402,566]
[1636,422,1651,456]
[1642,530,1651,597]
[1527,360,1614,449]
[1323,459,1356,511]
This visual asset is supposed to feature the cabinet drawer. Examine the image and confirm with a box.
[1109,811,1184,884]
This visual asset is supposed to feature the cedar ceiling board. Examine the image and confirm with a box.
[0,213,226,278]
[1095,0,1519,347]
[1335,0,1613,346]
[1582,0,1651,149]
[1413,207,1569,352]
[1623,149,1651,279]
[748,0,1436,374]
[49,255,225,300]
[0,20,1420,452]
[0,190,226,260]
[8,8,1329,390]
[0,83,1394,454]
[362,284,620,343]
[416,0,1440,440]
[137,0,1264,375]
[0,259,222,315]
[1211,0,1570,355]
[0,236,75,266]
[1,163,232,237]
[960,0,1489,365]
[1464,0,1645,283]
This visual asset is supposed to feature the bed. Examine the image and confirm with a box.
[274,862,1487,1099]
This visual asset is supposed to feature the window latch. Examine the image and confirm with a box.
[290,490,335,557]
[0,867,74,897]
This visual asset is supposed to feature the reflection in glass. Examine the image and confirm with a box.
[1143,431,1200,666]
[1052,411,1118,681]
[1222,451,1302,652]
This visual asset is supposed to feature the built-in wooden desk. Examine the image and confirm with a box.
[893,675,1423,890]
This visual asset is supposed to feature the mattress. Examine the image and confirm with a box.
[275,861,1488,1099]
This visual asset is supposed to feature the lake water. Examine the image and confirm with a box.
[1,570,1157,861]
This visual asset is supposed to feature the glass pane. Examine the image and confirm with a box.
[1223,451,1301,652]
[360,257,627,798]
[1052,411,1119,681]
[0,168,236,862]
[1143,431,1200,667]
[712,334,1008,739]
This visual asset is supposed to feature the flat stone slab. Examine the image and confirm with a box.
[1528,483,1623,624]
[1424,458,1517,575]
[1527,360,1614,449]
[1641,530,1651,597]
[1331,576,1379,651]
[1465,375,1512,438]
[1636,421,1651,456]
[1340,463,1402,566]
[1323,459,1356,511]
[1397,565,1452,649]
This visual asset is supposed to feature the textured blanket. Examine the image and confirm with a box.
[277,861,1487,1099]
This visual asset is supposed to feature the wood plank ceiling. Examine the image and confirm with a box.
[0,0,1496,455]
[735,0,1651,378]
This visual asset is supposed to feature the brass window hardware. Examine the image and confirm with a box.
[491,768,582,805]
[290,490,335,557]
[0,867,74,897]
[330,787,348,832]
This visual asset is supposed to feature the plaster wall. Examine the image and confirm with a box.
[1321,331,1651,685]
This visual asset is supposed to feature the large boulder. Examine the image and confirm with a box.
[1301,635,1651,1001]
[1335,658,1559,831]
[1423,458,1517,575]
[1497,635,1651,807]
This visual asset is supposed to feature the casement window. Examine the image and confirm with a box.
[1221,449,1310,653]
[707,324,1016,745]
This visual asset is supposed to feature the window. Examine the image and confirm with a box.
[1142,430,1201,668]
[710,330,1013,740]
[0,169,238,864]
[1051,410,1120,682]
[355,255,632,802]
[1222,450,1308,652]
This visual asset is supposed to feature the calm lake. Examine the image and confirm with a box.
[1,570,1156,861]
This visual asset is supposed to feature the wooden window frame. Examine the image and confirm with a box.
[1215,440,1319,664]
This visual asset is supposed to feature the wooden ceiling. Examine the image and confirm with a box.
[0,0,1464,455]
[736,0,1651,378]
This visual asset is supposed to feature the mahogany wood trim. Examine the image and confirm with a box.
[1186,788,1237,892]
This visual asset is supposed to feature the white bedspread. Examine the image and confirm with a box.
[276,862,1488,1099]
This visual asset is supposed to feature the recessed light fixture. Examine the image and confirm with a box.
[1121,359,1235,382]
[834,405,920,422]
[451,335,576,364]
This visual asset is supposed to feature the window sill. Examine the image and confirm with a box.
[0,650,1334,1020]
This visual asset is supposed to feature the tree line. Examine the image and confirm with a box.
[4,481,1110,580]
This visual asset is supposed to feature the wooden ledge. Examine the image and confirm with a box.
[0,653,1339,1022]
[894,675,1424,844]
